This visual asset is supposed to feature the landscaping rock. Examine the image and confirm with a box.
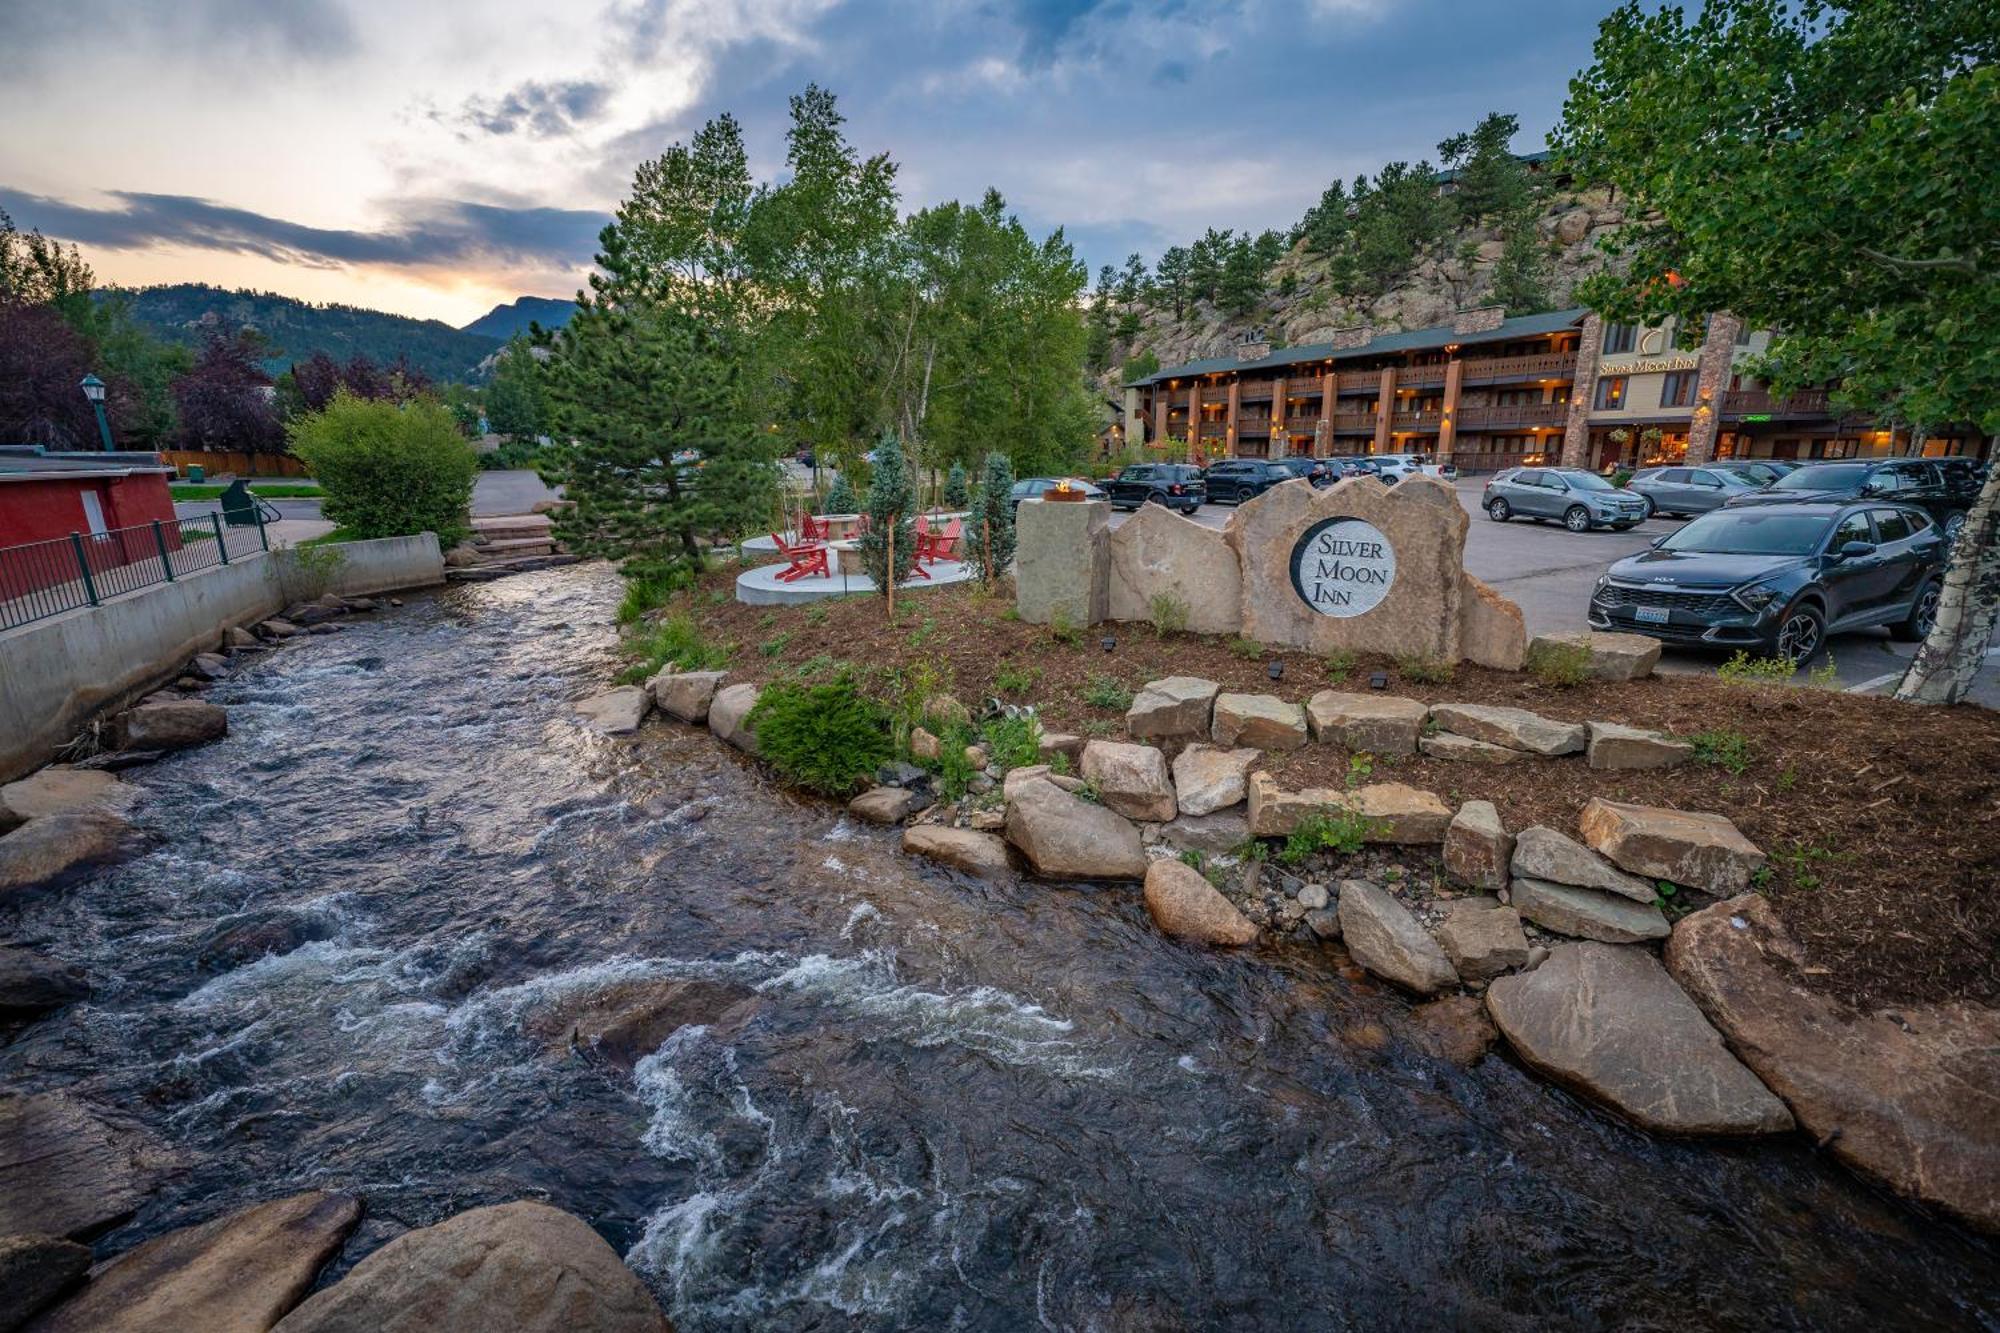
[0,1233,91,1331]
[707,684,761,754]
[1443,800,1512,891]
[258,618,301,639]
[1413,995,1500,1066]
[1428,703,1585,756]
[0,809,140,897]
[0,768,126,833]
[115,700,226,752]
[32,1192,361,1333]
[1337,881,1457,995]
[1169,744,1257,817]
[1303,691,1428,755]
[1124,676,1219,743]
[1530,630,1660,681]
[224,626,259,649]
[848,787,917,825]
[1433,899,1530,981]
[1585,722,1692,771]
[924,694,972,728]
[1142,859,1258,946]
[902,826,1012,878]
[649,669,727,724]
[1080,740,1178,823]
[0,1093,173,1239]
[523,979,756,1068]
[1246,771,1336,837]
[1486,942,1792,1135]
[1001,764,1084,801]
[269,1201,671,1333]
[188,652,231,681]
[1510,876,1669,944]
[1004,777,1146,880]
[1105,501,1243,634]
[909,727,943,762]
[1304,908,1341,940]
[575,686,650,736]
[1460,572,1527,670]
[305,624,341,636]
[1418,732,1525,764]
[1578,798,1766,894]
[1344,783,1453,844]
[1667,895,2000,1231]
[963,746,987,771]
[1511,826,1657,903]
[1296,882,1329,910]
[1036,732,1083,760]
[0,947,89,1020]
[1155,810,1252,858]
[1211,693,1308,751]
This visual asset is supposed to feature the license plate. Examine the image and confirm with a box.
[1634,605,1670,625]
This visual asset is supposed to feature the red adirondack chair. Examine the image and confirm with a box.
[800,511,830,543]
[917,516,962,563]
[769,531,828,582]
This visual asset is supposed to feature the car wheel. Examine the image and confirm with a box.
[1564,505,1592,533]
[1640,496,1657,519]
[1771,602,1826,665]
[1487,497,1511,521]
[1889,579,1942,642]
[1611,522,1637,531]
[1943,510,1967,544]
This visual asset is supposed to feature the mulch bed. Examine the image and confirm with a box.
[659,565,2000,1012]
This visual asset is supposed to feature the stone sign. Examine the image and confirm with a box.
[1289,517,1395,618]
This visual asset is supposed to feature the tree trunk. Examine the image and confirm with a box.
[1895,444,2000,705]
[886,522,896,621]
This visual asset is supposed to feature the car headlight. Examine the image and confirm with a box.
[1591,574,1610,599]
[1732,581,1781,612]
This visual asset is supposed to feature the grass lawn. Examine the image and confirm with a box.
[171,482,324,500]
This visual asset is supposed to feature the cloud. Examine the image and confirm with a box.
[3,190,608,273]
[456,80,614,137]
[7,0,358,71]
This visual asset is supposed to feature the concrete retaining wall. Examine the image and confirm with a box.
[0,533,444,782]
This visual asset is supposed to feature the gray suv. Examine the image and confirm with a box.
[1628,466,1765,518]
[1482,467,1649,532]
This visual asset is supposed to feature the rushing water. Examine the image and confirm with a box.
[4,563,1996,1331]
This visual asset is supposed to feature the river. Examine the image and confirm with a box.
[5,563,1995,1331]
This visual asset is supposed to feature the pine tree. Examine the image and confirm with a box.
[1218,235,1265,316]
[1488,207,1552,314]
[1154,246,1191,322]
[943,460,969,508]
[962,451,1016,583]
[857,429,917,594]
[824,469,858,514]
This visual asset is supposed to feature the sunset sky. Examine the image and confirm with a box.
[1,0,1612,328]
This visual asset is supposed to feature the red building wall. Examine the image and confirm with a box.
[0,472,180,604]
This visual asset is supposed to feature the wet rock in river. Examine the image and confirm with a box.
[1003,776,1146,880]
[648,669,727,724]
[902,826,1012,879]
[524,979,758,1070]
[1413,995,1500,1066]
[707,684,761,754]
[848,787,917,825]
[0,768,127,833]
[0,947,90,1021]
[1338,881,1458,996]
[0,810,142,897]
[0,1092,174,1239]
[269,1201,671,1333]
[1143,859,1257,946]
[30,1191,361,1333]
[574,686,650,736]
[196,912,337,971]
[1432,899,1529,981]
[114,700,226,752]
[0,1233,91,1331]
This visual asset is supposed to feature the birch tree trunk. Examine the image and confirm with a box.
[1895,446,2000,705]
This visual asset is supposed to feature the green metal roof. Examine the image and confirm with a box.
[1128,306,1587,387]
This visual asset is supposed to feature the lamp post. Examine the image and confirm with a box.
[80,374,113,452]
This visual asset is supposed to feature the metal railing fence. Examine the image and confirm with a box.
[0,511,268,633]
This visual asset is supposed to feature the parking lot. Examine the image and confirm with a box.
[1106,478,2000,705]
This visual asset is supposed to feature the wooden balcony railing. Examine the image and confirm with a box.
[1335,371,1381,393]
[1391,412,1442,432]
[1394,364,1448,388]
[1459,352,1575,383]
[1455,403,1570,430]
[1330,412,1379,433]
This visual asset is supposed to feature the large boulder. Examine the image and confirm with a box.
[706,684,761,754]
[1344,783,1453,844]
[1433,899,1529,981]
[1511,826,1656,903]
[1124,677,1218,743]
[1003,777,1146,880]
[0,1093,173,1239]
[1510,876,1669,944]
[1001,763,1084,802]
[1169,744,1258,817]
[1303,691,1428,756]
[1459,573,1527,670]
[1105,502,1242,635]
[0,810,140,897]
[32,1192,361,1333]
[1529,630,1660,681]
[648,670,727,724]
[1418,733,1525,764]
[1210,694,1308,751]
[1246,771,1344,838]
[901,826,1012,879]
[1486,942,1793,1135]
[847,787,917,825]
[115,700,226,752]
[0,947,90,1021]
[1155,810,1252,859]
[1585,722,1691,771]
[1142,859,1258,946]
[575,687,650,736]
[1428,703,1585,756]
[270,1201,670,1333]
[1578,798,1765,894]
[0,1234,91,1331]
[1079,740,1178,823]
[1337,880,1458,995]
[523,979,756,1069]
[1443,800,1512,891]
[0,768,127,833]
[1666,896,2000,1231]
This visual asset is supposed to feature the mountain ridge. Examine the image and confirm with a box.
[460,295,576,342]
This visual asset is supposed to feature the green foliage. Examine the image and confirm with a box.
[1487,206,1553,314]
[484,336,548,441]
[824,470,858,515]
[982,713,1043,771]
[1438,112,1535,224]
[1217,233,1265,316]
[477,437,549,471]
[1048,607,1084,647]
[1690,728,1753,775]
[1324,649,1357,683]
[962,452,1017,580]
[926,722,981,800]
[1349,161,1455,294]
[1524,638,1593,688]
[857,430,918,594]
[287,392,477,546]
[1806,655,1841,690]
[170,482,321,500]
[274,541,346,603]
[1717,651,1795,686]
[1776,765,1798,792]
[616,564,691,625]
[1149,592,1189,637]
[1228,637,1265,661]
[761,630,795,658]
[994,663,1039,696]
[1771,840,1847,892]
[943,461,970,508]
[1121,349,1160,383]
[748,677,894,796]
[1276,806,1379,866]
[1395,653,1456,685]
[1084,675,1133,711]
[620,612,729,683]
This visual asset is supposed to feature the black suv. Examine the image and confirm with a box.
[1203,458,1299,505]
[1271,456,1334,488]
[1589,501,1946,662]
[1724,458,1983,544]
[1106,463,1206,513]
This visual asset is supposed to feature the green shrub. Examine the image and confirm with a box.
[1228,637,1265,660]
[982,713,1043,771]
[616,561,692,625]
[1049,607,1084,646]
[1149,592,1189,636]
[925,722,981,800]
[962,453,1017,580]
[1324,649,1356,683]
[288,392,478,546]
[748,677,894,795]
[943,461,970,508]
[824,471,858,515]
[1611,469,1634,488]
[275,542,346,602]
[1084,675,1133,710]
[620,612,729,683]
[1717,651,1795,686]
[1689,728,1753,775]
[1524,639,1593,688]
[1276,806,1380,865]
[1395,653,1456,685]
[994,663,1040,696]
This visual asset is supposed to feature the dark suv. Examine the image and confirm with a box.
[1588,501,1946,662]
[1271,456,1334,488]
[1724,458,1983,544]
[1106,463,1205,513]
[1203,458,1298,505]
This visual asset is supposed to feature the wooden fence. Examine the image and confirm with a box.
[160,450,311,479]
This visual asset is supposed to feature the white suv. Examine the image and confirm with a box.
[1366,453,1458,483]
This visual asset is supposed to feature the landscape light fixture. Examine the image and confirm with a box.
[1267,660,1283,682]
[1100,635,1116,653]
[1369,671,1389,690]
[79,374,113,451]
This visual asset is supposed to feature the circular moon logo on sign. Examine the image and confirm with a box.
[1290,517,1396,618]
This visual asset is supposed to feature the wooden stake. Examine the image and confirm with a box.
[886,519,896,621]
[982,516,992,592]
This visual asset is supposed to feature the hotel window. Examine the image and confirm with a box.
[1660,371,1697,408]
[1602,323,1636,354]
[1594,376,1628,410]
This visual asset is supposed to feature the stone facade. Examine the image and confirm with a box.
[1015,498,1109,626]
[1559,311,1601,468]
[1683,311,1743,465]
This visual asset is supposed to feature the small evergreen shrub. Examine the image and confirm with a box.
[962,452,1017,579]
[857,431,917,595]
[749,677,894,795]
[1689,728,1754,775]
[824,471,858,515]
[1149,591,1189,636]
[1084,675,1133,710]
[943,461,970,508]
[1324,649,1356,683]
[288,392,478,546]
[1395,653,1456,685]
